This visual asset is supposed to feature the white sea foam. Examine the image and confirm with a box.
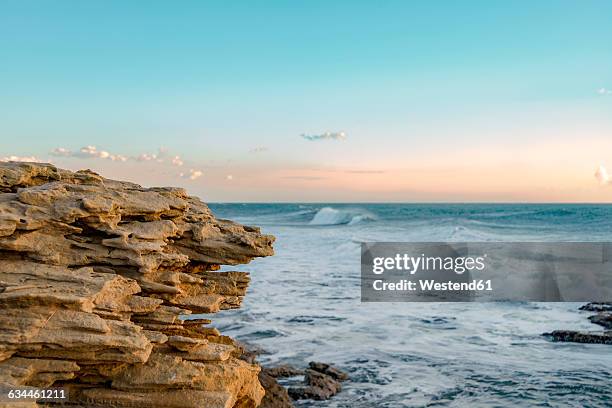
[309,207,375,226]
[209,203,612,406]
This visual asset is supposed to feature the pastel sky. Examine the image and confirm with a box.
[1,1,612,202]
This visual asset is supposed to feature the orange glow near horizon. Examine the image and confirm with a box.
[42,137,611,203]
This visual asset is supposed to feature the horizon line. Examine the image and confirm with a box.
[206,201,612,205]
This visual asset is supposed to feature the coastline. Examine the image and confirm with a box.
[209,203,612,406]
[1,163,611,407]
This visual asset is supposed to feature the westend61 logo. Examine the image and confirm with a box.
[372,253,486,275]
[361,242,612,302]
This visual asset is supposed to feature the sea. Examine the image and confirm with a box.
[205,204,612,408]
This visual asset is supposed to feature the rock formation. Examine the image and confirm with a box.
[238,344,348,407]
[255,361,348,407]
[544,330,612,345]
[287,362,348,401]
[544,302,612,345]
[0,162,275,407]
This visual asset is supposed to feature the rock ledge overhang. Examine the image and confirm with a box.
[0,162,275,408]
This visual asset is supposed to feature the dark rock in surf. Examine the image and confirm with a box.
[589,313,612,330]
[544,330,612,345]
[544,303,612,345]
[287,362,348,401]
[264,364,304,378]
[579,302,612,312]
[308,361,349,381]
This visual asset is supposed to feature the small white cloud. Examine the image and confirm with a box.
[76,146,99,158]
[78,145,109,159]
[0,155,41,163]
[51,146,181,165]
[598,88,612,95]
[51,147,71,157]
[171,155,184,166]
[595,164,610,185]
[153,147,184,165]
[180,169,203,180]
[301,131,347,141]
[135,152,157,162]
[52,146,127,162]
[51,146,195,180]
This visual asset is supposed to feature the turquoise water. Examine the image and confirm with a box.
[208,204,612,407]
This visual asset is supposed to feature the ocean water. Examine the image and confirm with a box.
[207,204,612,407]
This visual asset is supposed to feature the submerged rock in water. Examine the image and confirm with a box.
[308,361,349,381]
[589,313,612,330]
[288,361,348,401]
[0,162,275,407]
[237,347,347,406]
[579,302,612,312]
[544,303,612,345]
[544,330,612,345]
[252,359,348,403]
[264,365,305,378]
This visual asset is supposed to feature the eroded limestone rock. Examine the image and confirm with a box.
[0,162,275,407]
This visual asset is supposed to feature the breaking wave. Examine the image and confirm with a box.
[309,207,376,226]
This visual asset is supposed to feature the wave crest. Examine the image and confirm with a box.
[309,207,375,226]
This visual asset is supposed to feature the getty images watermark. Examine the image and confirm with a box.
[361,242,612,302]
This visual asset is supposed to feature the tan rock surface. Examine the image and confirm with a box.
[0,162,274,407]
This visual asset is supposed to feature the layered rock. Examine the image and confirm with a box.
[0,162,274,407]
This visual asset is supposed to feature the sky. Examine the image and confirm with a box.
[1,0,612,202]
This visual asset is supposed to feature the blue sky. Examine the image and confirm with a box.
[1,1,612,201]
